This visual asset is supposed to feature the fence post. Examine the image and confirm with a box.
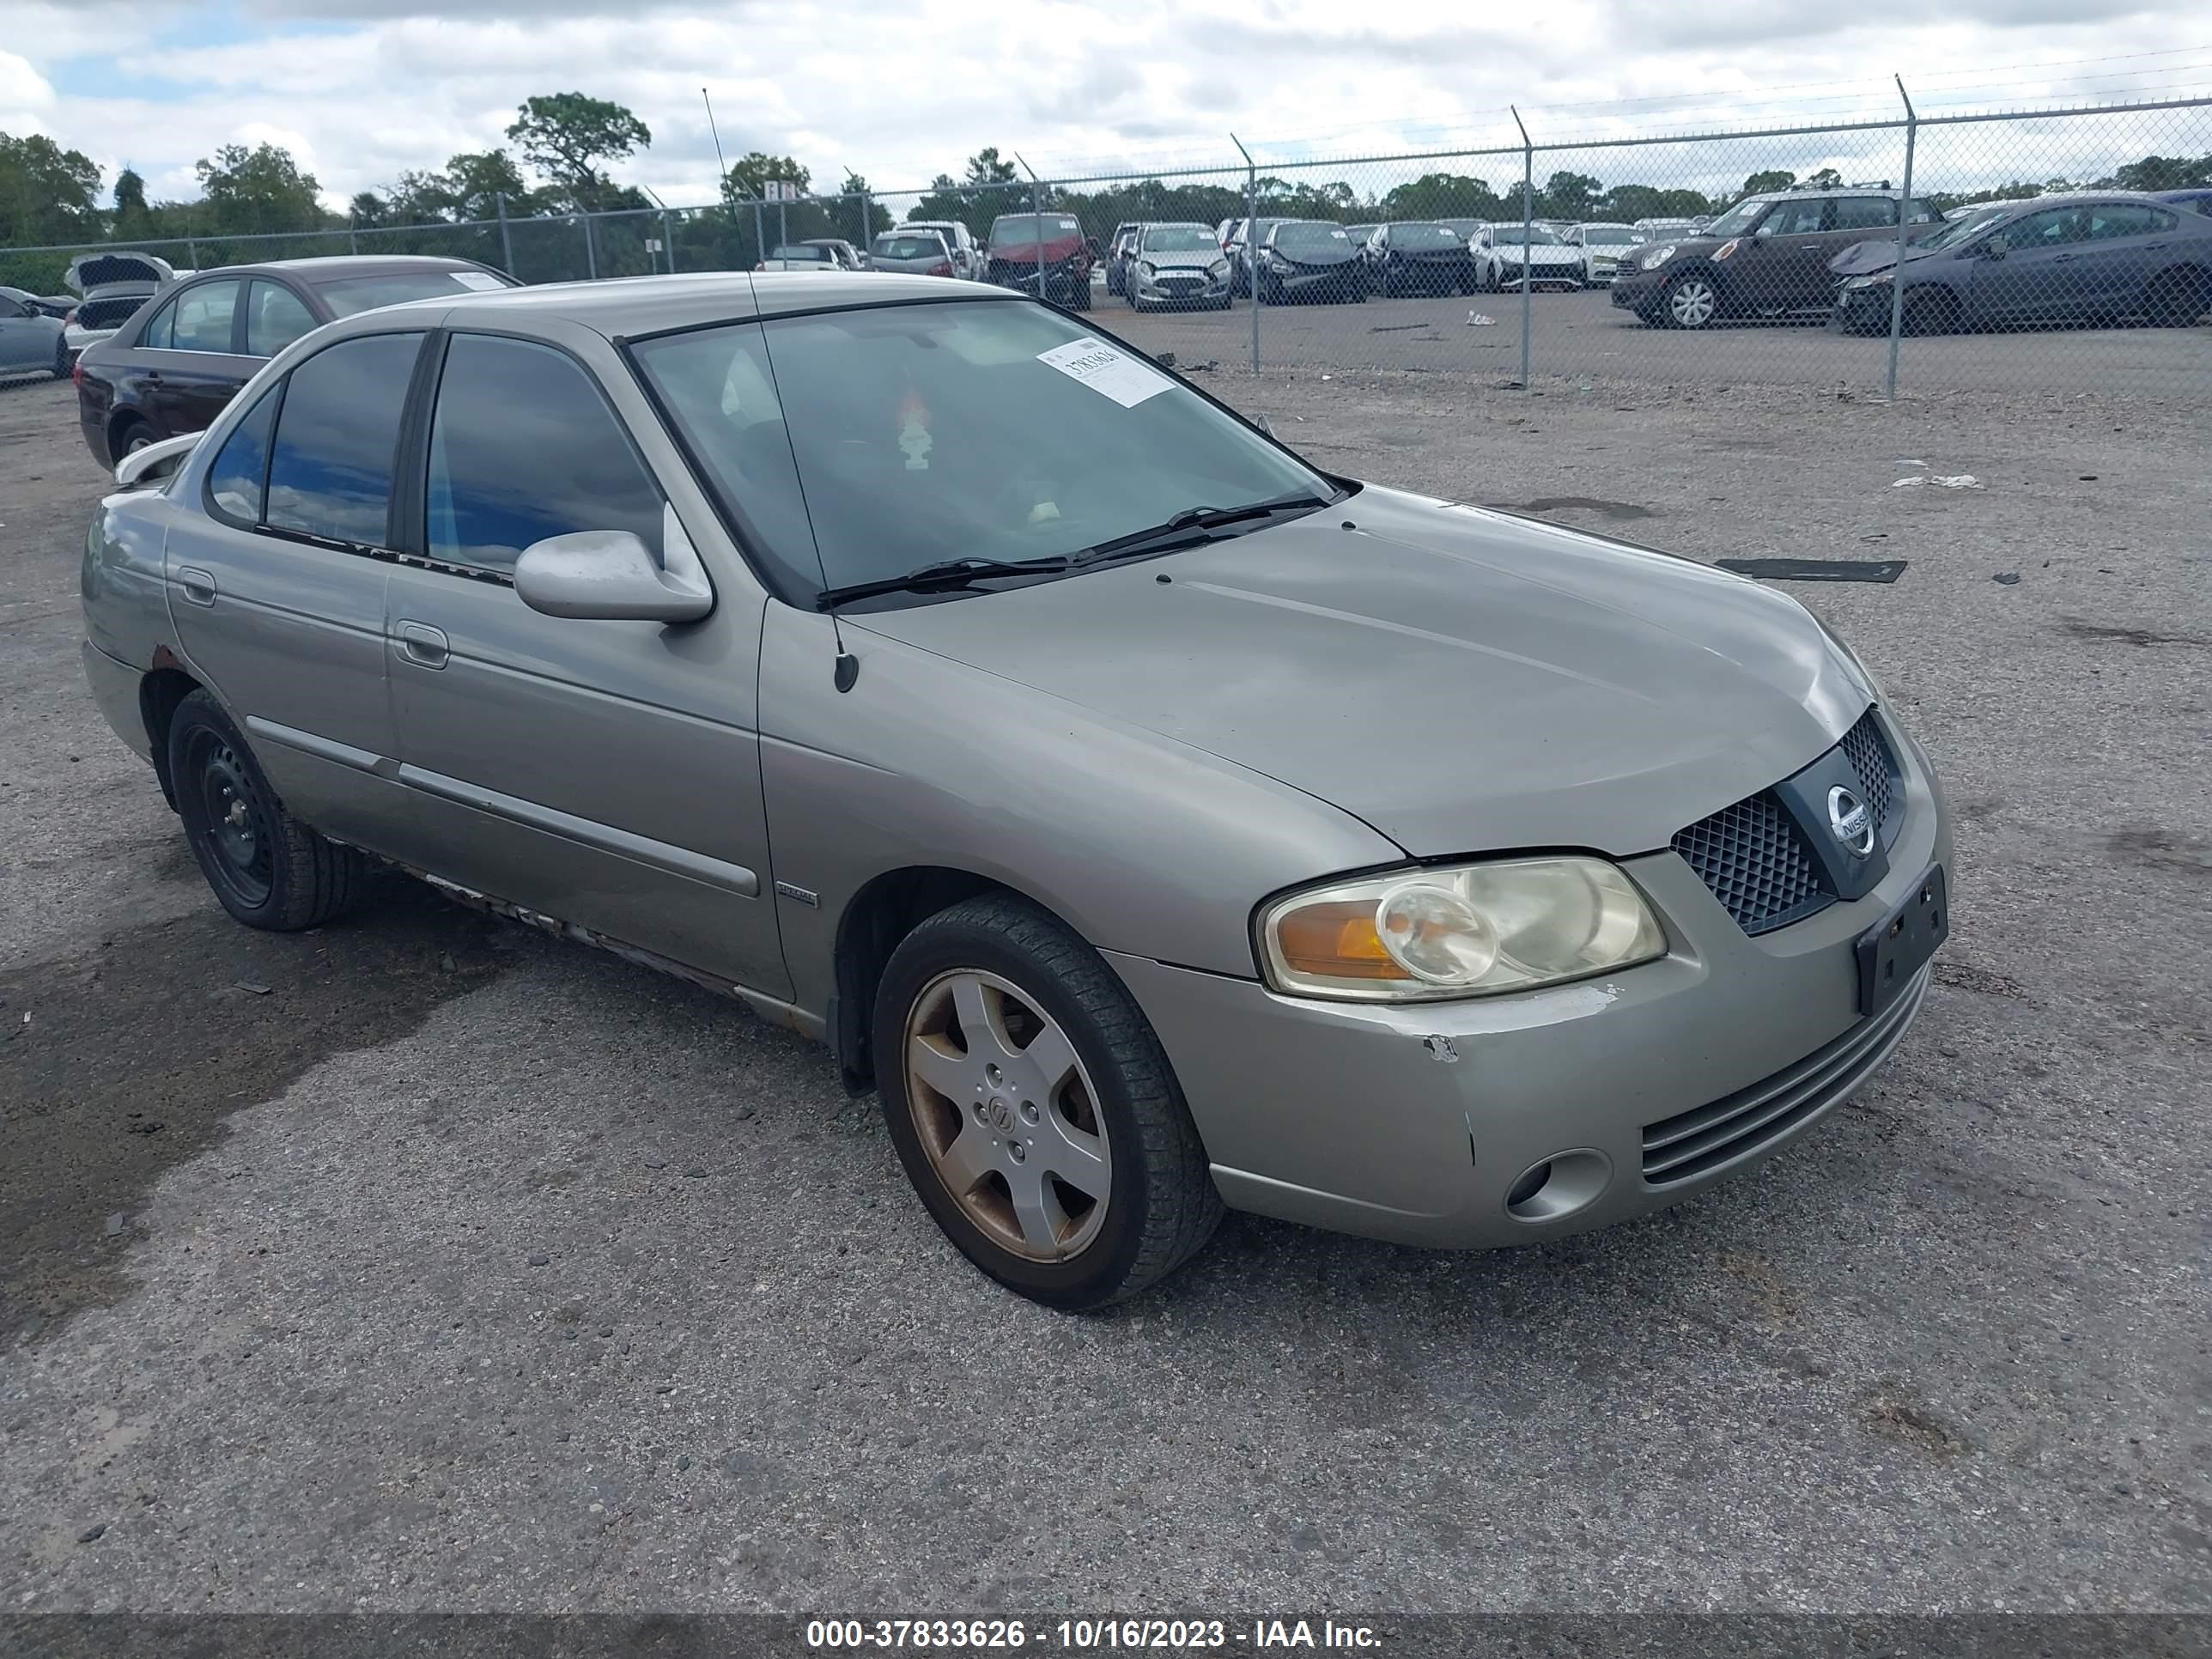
[1014,154,1046,307]
[862,191,874,258]
[753,202,765,267]
[1885,76,1917,401]
[1512,105,1533,390]
[348,210,359,255]
[662,209,676,273]
[1231,132,1259,374]
[581,213,598,280]
[186,233,201,270]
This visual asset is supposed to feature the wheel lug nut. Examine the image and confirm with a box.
[1007,1142,1025,1164]
[1020,1101,1039,1124]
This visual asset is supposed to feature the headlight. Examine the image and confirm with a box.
[1644,244,1677,268]
[1265,251,1291,270]
[1844,271,1893,289]
[1711,238,1741,261]
[1258,856,1665,1003]
[1208,258,1230,276]
[1137,260,1155,277]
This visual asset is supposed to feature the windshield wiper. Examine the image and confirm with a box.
[1073,493,1332,566]
[816,555,1073,610]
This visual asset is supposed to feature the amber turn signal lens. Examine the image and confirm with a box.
[1274,900,1409,981]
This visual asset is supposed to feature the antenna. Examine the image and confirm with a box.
[702,88,732,209]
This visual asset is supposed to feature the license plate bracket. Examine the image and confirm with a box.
[1856,863,1948,1017]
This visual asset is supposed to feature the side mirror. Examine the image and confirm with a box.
[514,508,713,623]
[113,430,201,488]
[1981,236,2007,259]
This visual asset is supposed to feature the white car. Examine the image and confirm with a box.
[64,250,182,364]
[1471,224,1587,292]
[753,244,846,272]
[1570,222,1645,287]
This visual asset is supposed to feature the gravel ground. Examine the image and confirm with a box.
[1,365,2207,1615]
[1103,284,2212,398]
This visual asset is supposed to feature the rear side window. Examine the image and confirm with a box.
[424,334,663,574]
[245,281,317,357]
[1832,198,1898,231]
[2083,204,2171,239]
[204,385,280,526]
[162,281,241,353]
[264,332,423,548]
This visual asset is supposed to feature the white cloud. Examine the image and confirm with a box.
[7,0,2209,217]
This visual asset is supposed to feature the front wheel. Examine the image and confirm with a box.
[52,335,72,379]
[1661,271,1720,329]
[873,895,1222,1310]
[168,690,368,931]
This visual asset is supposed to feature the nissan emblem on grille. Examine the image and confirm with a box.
[1827,785,1875,858]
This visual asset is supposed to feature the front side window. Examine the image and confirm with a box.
[633,299,1330,605]
[2006,209,2083,249]
[1705,198,1774,239]
[161,280,241,352]
[245,280,317,357]
[205,384,281,526]
[425,334,663,574]
[263,332,423,547]
[1755,199,1826,237]
[1832,198,1899,231]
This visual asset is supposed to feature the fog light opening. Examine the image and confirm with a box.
[1504,1149,1613,1224]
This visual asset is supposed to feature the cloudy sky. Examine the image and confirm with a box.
[3,0,2207,214]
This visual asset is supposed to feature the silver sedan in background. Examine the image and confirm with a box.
[1124,222,1233,309]
[78,273,1950,1309]
[867,229,959,276]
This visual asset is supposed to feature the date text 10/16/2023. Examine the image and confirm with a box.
[805,1618,1384,1649]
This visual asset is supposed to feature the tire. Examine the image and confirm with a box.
[52,334,70,380]
[111,416,154,464]
[1660,271,1720,329]
[1901,289,1960,337]
[872,894,1222,1310]
[167,690,368,932]
[2146,266,2212,326]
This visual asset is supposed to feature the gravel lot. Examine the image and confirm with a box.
[2,362,2208,1616]
[1106,284,2212,398]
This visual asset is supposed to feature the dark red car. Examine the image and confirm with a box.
[984,213,1092,309]
[74,254,517,469]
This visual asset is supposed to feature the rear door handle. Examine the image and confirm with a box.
[176,565,216,606]
[2051,253,2075,263]
[396,621,449,670]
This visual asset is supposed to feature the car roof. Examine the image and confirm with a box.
[188,254,493,281]
[365,271,1021,337]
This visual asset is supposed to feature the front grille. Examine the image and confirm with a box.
[1838,708,1902,847]
[1641,965,1928,1184]
[1672,792,1832,935]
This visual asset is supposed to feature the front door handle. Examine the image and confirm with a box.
[1796,243,1822,251]
[176,565,216,606]
[2051,253,2076,263]
[396,621,449,670]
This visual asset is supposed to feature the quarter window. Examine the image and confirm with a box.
[2082,204,2166,240]
[162,280,242,353]
[264,332,423,548]
[245,281,318,357]
[423,334,663,574]
[204,385,281,526]
[1832,198,1899,231]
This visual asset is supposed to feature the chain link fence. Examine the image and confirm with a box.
[5,94,2206,401]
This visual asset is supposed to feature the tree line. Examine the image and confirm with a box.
[5,91,2209,293]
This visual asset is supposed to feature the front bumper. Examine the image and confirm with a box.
[1107,714,1952,1249]
[1496,263,1586,289]
[1611,267,1666,309]
[1265,263,1365,295]
[1131,267,1230,304]
[1830,283,1894,331]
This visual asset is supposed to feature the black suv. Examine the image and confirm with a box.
[1610,185,1943,328]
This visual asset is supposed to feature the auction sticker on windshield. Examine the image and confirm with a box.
[451,271,507,291]
[1036,337,1171,408]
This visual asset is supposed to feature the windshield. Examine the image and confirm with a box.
[1273,222,1354,251]
[1918,205,2012,250]
[1580,224,1639,242]
[1703,198,1774,240]
[312,269,512,315]
[633,300,1330,605]
[1395,224,1466,247]
[1492,227,1561,246]
[1142,225,1218,252]
[873,235,947,261]
[989,215,1080,248]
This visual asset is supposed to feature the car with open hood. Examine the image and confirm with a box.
[74,253,517,469]
[62,250,184,363]
[76,271,1950,1310]
[1829,191,2212,335]
[1122,222,1232,310]
[1611,185,1943,327]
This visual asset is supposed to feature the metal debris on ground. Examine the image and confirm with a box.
[1893,474,1984,489]
[1994,572,2023,585]
[1717,558,1909,584]
[1468,313,1497,326]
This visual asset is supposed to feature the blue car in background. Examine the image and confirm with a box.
[2156,187,2212,218]
[1829,191,2212,334]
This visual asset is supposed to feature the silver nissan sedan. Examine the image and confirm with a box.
[77,272,1951,1309]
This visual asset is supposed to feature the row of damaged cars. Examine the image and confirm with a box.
[1612,184,2212,332]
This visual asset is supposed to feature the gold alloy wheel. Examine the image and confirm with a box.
[902,969,1113,1261]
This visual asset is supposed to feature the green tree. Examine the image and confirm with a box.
[908,149,1029,240]
[1802,167,1843,189]
[1540,170,1601,219]
[506,92,651,210]
[1741,169,1796,196]
[2111,152,2212,191]
[723,151,810,202]
[1380,171,1504,222]
[0,131,105,247]
[193,142,327,235]
[842,170,894,238]
[112,166,148,225]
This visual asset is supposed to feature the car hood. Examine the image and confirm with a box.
[1827,238,1951,277]
[853,486,1873,858]
[1270,245,1361,267]
[1139,249,1223,270]
[1497,244,1583,261]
